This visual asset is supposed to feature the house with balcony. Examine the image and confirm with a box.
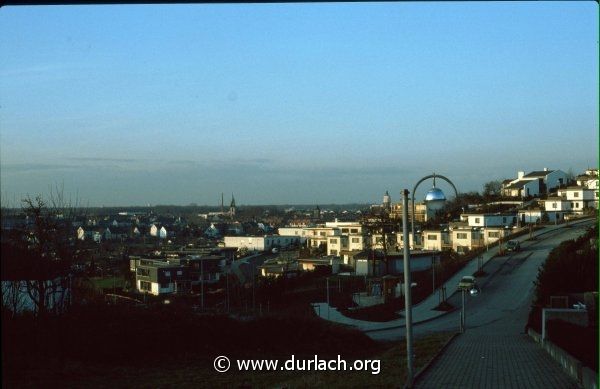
[133,258,190,296]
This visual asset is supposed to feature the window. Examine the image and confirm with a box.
[488,231,500,238]
[161,282,170,288]
[475,218,480,224]
[165,271,171,277]
[552,203,557,209]
[342,228,349,233]
[137,268,150,276]
[502,217,506,223]
[457,233,468,239]
[350,228,358,233]
[351,237,360,243]
[573,192,579,197]
[140,281,151,291]
[330,238,338,244]
[427,234,437,240]
[320,232,326,237]
[575,202,579,208]
[177,270,183,276]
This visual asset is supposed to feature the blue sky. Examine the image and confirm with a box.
[0,2,598,206]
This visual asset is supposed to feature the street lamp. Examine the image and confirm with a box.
[459,283,481,333]
[411,173,458,250]
[401,189,414,388]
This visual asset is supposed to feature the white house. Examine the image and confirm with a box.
[304,227,341,249]
[149,224,158,237]
[482,227,511,246]
[76,226,85,240]
[421,230,451,251]
[159,226,168,239]
[502,179,542,198]
[450,225,483,254]
[277,227,309,244]
[517,209,545,224]
[327,235,349,256]
[564,186,598,212]
[462,213,517,228]
[223,235,301,252]
[502,169,568,198]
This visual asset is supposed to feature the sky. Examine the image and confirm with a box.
[0,2,598,207]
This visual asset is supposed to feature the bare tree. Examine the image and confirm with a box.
[2,185,83,318]
[1,280,27,318]
[362,209,398,275]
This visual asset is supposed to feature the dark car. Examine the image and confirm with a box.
[506,240,520,252]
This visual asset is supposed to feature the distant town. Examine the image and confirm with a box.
[1,167,597,299]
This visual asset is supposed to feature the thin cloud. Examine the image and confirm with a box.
[66,157,137,163]
[1,163,80,173]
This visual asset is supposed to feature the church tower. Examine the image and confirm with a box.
[383,190,391,211]
[229,194,236,218]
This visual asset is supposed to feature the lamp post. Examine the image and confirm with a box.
[459,284,480,333]
[402,189,414,388]
[411,173,459,250]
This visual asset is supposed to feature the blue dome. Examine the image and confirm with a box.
[425,187,446,202]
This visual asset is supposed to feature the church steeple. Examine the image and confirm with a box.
[229,194,236,218]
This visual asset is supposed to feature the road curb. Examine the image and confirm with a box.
[410,331,461,388]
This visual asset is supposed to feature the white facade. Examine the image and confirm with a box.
[482,228,511,246]
[348,234,368,251]
[327,235,348,256]
[543,170,569,191]
[137,279,174,296]
[463,214,517,228]
[544,198,572,212]
[451,228,483,254]
[305,227,341,248]
[421,230,451,251]
[277,227,308,244]
[564,187,597,210]
[517,209,544,224]
[149,224,158,237]
[159,226,168,239]
[224,235,301,251]
[76,226,85,240]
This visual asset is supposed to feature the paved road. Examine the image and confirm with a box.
[365,220,594,340]
[412,222,592,388]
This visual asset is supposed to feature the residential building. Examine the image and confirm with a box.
[450,223,483,254]
[421,230,451,251]
[133,258,190,296]
[564,186,598,212]
[502,168,568,198]
[461,213,517,228]
[482,227,512,246]
[223,235,301,252]
[304,227,341,249]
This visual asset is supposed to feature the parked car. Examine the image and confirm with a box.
[506,240,521,252]
[458,275,476,290]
